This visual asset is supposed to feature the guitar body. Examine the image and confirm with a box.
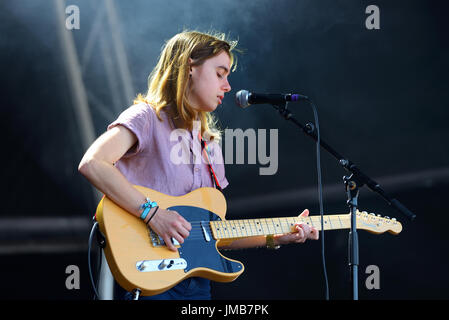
[95,186,244,296]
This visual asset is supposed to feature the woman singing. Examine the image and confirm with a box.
[78,30,318,300]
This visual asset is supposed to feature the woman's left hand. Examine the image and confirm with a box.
[274,209,319,245]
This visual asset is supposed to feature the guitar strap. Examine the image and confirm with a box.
[198,131,222,191]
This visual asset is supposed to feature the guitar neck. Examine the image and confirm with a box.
[210,214,350,240]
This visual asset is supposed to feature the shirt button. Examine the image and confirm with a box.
[194,168,199,172]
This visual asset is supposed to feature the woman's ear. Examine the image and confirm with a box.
[187,58,193,76]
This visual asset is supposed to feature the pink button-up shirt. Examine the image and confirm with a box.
[108,103,229,196]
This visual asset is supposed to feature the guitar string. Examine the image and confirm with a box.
[146,218,352,242]
[174,217,348,234]
[144,216,387,244]
[179,215,383,240]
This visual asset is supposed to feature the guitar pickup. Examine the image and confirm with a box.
[148,227,180,247]
[201,221,211,242]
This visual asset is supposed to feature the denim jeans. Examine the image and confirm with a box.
[116,277,211,300]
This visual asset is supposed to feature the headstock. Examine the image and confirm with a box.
[355,210,402,235]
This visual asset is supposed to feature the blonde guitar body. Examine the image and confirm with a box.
[95,185,402,297]
[95,186,243,296]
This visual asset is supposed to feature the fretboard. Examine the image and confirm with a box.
[210,214,350,240]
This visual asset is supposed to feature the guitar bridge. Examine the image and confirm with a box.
[148,227,180,247]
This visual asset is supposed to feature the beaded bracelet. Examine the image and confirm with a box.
[139,197,158,221]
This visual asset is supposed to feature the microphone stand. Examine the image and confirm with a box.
[272,100,416,300]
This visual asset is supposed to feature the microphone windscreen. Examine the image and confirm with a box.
[235,90,250,108]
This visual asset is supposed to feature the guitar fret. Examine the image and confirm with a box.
[270,218,276,234]
[268,218,274,234]
[243,220,250,237]
[227,220,233,238]
[248,219,256,236]
[257,219,265,235]
[277,218,285,234]
[337,215,344,228]
[280,218,289,233]
[246,219,254,237]
[230,220,238,238]
[328,216,333,230]
[231,220,237,238]
[236,220,241,237]
[218,220,223,239]
[264,219,273,235]
[307,216,313,228]
[219,220,224,238]
[275,218,283,234]
[258,219,265,235]
[289,217,297,231]
[224,220,231,239]
[240,219,247,237]
[236,220,242,237]
[239,219,248,237]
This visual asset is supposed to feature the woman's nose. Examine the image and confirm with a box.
[223,79,231,92]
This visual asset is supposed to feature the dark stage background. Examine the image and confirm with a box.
[0,0,448,300]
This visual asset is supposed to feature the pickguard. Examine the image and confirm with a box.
[166,205,243,274]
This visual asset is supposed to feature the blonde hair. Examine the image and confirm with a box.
[134,29,240,141]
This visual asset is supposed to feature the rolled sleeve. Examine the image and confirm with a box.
[107,103,154,158]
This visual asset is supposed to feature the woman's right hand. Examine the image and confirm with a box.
[147,208,192,252]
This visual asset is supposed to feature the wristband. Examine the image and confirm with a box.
[139,197,158,220]
[266,234,280,250]
[145,206,159,224]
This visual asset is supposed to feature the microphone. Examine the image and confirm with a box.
[235,90,309,108]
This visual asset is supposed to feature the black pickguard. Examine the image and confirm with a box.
[167,205,243,275]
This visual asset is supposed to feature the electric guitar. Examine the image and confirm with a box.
[95,185,402,296]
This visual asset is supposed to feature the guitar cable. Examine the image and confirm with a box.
[275,99,330,300]
[309,100,330,301]
[88,221,101,299]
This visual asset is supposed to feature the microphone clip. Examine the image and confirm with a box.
[275,101,292,120]
[305,122,315,134]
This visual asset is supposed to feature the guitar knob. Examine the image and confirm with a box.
[385,216,390,219]
[158,259,169,270]
[137,262,146,271]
